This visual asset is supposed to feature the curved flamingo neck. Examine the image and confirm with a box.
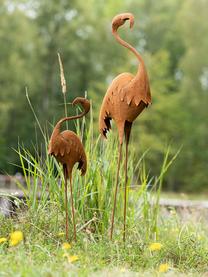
[112,30,145,70]
[52,112,85,137]
[56,112,85,129]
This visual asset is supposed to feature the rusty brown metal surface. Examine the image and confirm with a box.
[48,97,90,241]
[99,13,152,242]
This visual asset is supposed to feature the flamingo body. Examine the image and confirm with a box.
[99,71,150,143]
[48,97,90,241]
[48,130,87,178]
[98,13,152,242]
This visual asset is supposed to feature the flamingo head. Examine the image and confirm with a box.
[72,97,90,115]
[112,13,134,33]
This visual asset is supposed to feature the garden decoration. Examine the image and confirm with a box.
[99,13,152,242]
[48,97,90,241]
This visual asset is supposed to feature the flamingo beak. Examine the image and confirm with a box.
[129,15,134,29]
[123,13,134,29]
[72,98,79,105]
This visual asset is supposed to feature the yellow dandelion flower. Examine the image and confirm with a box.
[0,238,7,244]
[62,242,71,250]
[170,210,176,216]
[68,255,79,263]
[159,263,169,273]
[172,228,179,233]
[63,253,69,258]
[9,231,23,246]
[149,242,162,251]
[58,232,65,237]
[197,235,203,241]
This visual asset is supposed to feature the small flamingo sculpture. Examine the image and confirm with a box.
[99,13,151,242]
[48,97,90,241]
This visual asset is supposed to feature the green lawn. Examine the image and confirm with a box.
[1,204,208,277]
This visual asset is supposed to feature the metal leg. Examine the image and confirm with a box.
[69,174,76,241]
[123,121,132,243]
[110,143,122,240]
[63,165,69,241]
[123,141,128,243]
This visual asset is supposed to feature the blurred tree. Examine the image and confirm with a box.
[170,0,208,191]
[0,1,40,172]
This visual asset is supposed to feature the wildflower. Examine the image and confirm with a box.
[63,253,79,263]
[9,231,23,246]
[197,235,203,241]
[0,238,7,244]
[149,242,162,251]
[159,263,169,273]
[62,242,71,250]
[68,255,79,263]
[171,228,179,234]
[170,210,176,216]
[58,232,65,237]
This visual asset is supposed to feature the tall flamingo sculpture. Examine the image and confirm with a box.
[48,97,90,241]
[99,13,151,242]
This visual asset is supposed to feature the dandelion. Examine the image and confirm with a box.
[171,228,179,234]
[58,232,65,237]
[63,253,69,258]
[68,255,79,263]
[0,238,7,244]
[170,210,176,216]
[63,253,79,263]
[197,235,203,241]
[62,242,71,250]
[149,242,162,251]
[9,231,23,246]
[159,263,169,273]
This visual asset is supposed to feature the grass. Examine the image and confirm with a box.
[0,206,208,276]
[0,99,208,276]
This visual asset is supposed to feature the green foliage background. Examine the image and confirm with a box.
[0,0,207,192]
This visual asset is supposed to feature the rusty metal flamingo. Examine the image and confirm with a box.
[48,97,90,241]
[99,13,151,242]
